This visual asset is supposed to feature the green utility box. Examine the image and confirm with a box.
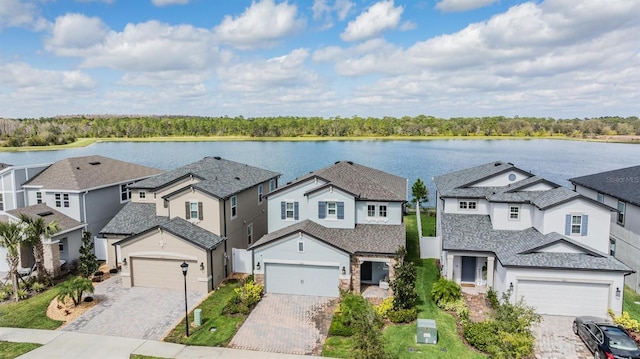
[416,319,437,344]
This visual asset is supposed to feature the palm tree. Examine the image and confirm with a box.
[19,214,60,283]
[0,221,28,301]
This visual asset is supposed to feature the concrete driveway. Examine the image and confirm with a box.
[61,275,206,340]
[533,315,592,359]
[229,293,338,355]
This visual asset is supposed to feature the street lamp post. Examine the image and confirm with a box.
[180,261,189,337]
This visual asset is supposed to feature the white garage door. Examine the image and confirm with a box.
[131,258,197,290]
[265,263,339,297]
[516,280,609,317]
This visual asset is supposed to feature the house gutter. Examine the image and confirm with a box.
[223,199,228,278]
[82,191,88,226]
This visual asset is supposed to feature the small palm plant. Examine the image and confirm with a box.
[57,277,94,306]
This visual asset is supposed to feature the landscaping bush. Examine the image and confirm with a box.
[487,287,499,309]
[16,288,29,300]
[389,247,418,310]
[222,278,264,315]
[328,312,354,336]
[0,290,9,301]
[387,308,418,323]
[440,298,470,321]
[31,282,45,293]
[374,297,394,319]
[609,309,640,332]
[431,277,461,305]
[463,320,497,352]
[56,276,94,306]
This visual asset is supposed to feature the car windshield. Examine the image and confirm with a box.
[605,327,639,351]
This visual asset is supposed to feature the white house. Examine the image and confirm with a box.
[570,165,640,293]
[434,161,632,317]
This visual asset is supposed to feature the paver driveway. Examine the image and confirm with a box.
[229,293,338,355]
[61,275,206,340]
[533,315,592,359]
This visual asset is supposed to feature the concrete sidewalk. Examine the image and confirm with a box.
[0,327,327,359]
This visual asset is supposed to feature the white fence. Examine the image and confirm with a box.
[94,237,108,261]
[232,248,253,274]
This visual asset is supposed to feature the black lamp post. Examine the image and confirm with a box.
[180,261,189,337]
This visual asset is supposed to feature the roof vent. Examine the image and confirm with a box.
[507,162,514,166]
[494,162,501,166]
[347,161,353,165]
[235,177,240,180]
[214,156,221,160]
[76,167,81,170]
[335,161,340,164]
[89,161,101,165]
[37,211,53,217]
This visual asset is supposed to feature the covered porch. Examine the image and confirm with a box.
[351,255,396,296]
[443,251,495,288]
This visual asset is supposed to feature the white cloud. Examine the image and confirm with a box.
[151,0,190,6]
[0,62,96,98]
[214,0,304,50]
[47,13,109,49]
[312,0,354,29]
[435,0,498,13]
[0,0,47,30]
[341,0,403,42]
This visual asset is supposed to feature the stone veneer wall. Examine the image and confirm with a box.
[350,255,397,295]
[42,241,61,277]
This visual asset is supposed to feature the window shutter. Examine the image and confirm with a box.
[281,201,286,219]
[318,202,326,219]
[185,202,190,219]
[581,215,588,236]
[564,214,571,235]
[337,202,344,219]
[198,202,203,220]
[294,202,299,220]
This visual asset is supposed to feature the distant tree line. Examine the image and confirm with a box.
[0,115,638,147]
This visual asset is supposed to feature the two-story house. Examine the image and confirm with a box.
[100,156,280,293]
[435,161,631,317]
[249,161,407,297]
[570,165,640,293]
[21,155,163,237]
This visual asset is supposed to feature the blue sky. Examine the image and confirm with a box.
[0,0,638,119]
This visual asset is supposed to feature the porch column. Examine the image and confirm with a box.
[446,254,454,280]
[487,256,495,288]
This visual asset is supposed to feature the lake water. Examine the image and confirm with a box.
[0,139,637,203]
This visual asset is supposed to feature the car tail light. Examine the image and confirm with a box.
[604,352,614,359]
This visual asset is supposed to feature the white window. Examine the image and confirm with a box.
[379,205,387,217]
[468,201,477,209]
[610,238,616,256]
[368,205,376,217]
[258,185,263,204]
[55,193,69,208]
[269,179,276,192]
[617,201,625,225]
[285,202,295,219]
[327,202,337,217]
[596,193,604,203]
[120,183,132,202]
[459,201,468,209]
[231,196,237,218]
[139,191,146,199]
[55,193,61,207]
[297,241,304,252]
[459,201,477,210]
[36,191,42,204]
[0,194,3,210]
[509,205,520,220]
[571,215,582,234]
[247,224,253,245]
[190,201,198,220]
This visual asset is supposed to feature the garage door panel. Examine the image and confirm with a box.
[516,280,609,317]
[266,263,339,297]
[131,258,197,290]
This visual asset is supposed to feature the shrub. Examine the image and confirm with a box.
[0,291,9,301]
[234,280,263,309]
[431,277,461,305]
[31,282,46,293]
[340,294,371,327]
[440,298,470,321]
[16,288,29,300]
[57,276,94,306]
[487,287,499,308]
[389,247,418,310]
[463,320,496,352]
[609,309,640,332]
[375,297,394,319]
[328,312,354,336]
[387,308,418,323]
[351,305,389,359]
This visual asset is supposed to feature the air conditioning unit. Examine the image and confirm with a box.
[416,319,437,344]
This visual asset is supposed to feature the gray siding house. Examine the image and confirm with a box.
[571,165,640,292]
[100,156,280,293]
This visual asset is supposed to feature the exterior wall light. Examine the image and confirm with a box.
[509,282,514,291]
[256,262,261,270]
[200,262,204,271]
[616,287,621,299]
[342,266,346,275]
[122,258,127,266]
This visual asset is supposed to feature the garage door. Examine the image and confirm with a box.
[131,258,196,290]
[265,263,339,297]
[516,280,609,317]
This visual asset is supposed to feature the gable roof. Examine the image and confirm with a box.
[131,156,281,199]
[5,203,84,234]
[570,165,640,207]
[113,217,224,251]
[434,161,519,195]
[249,219,404,255]
[23,155,163,191]
[273,161,407,202]
[441,213,631,272]
[100,202,169,235]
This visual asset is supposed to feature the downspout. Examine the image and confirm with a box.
[209,245,214,291]
[223,199,228,278]
[82,191,89,227]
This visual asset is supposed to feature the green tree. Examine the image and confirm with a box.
[77,232,99,278]
[389,247,418,310]
[57,276,94,306]
[0,221,28,301]
[19,214,59,282]
[352,302,389,359]
[411,178,429,208]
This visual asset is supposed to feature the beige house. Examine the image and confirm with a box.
[101,156,280,293]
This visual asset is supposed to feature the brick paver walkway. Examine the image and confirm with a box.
[61,275,206,340]
[533,315,591,359]
[229,294,338,355]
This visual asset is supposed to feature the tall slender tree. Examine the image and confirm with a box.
[19,214,59,282]
[411,178,429,208]
[0,221,28,301]
[78,231,98,278]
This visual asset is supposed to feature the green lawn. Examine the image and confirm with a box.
[163,280,245,346]
[623,286,640,321]
[0,280,66,329]
[421,213,436,237]
[0,341,41,359]
[322,214,486,358]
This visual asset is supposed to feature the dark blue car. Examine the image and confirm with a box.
[573,316,640,359]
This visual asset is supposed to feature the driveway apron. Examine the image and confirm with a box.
[533,315,592,359]
[60,275,206,340]
[229,293,338,355]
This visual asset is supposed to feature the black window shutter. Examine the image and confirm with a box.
[294,202,299,220]
[185,202,190,219]
[281,201,286,219]
[337,202,344,219]
[198,202,203,220]
[318,201,326,219]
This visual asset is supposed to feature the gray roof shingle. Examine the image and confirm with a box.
[277,161,407,202]
[249,219,404,255]
[113,217,224,251]
[99,202,169,235]
[434,161,517,195]
[132,156,281,199]
[5,204,84,233]
[570,165,640,207]
[441,213,631,272]
[23,155,163,191]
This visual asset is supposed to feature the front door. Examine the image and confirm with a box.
[361,261,372,282]
[461,256,476,282]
